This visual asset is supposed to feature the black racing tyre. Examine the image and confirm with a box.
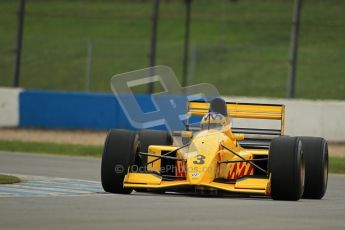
[138,130,172,165]
[136,130,172,193]
[298,137,328,199]
[269,136,305,201]
[101,129,138,194]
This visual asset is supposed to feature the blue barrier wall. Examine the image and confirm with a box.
[19,90,170,130]
[20,91,125,129]
[20,91,117,129]
[5,88,345,141]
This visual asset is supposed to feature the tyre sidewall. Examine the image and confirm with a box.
[101,129,138,194]
[269,136,304,200]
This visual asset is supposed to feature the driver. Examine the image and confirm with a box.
[200,112,229,131]
[200,112,244,141]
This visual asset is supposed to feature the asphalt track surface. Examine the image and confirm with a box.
[1,151,344,230]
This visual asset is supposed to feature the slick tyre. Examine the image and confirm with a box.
[269,136,305,201]
[136,130,172,193]
[101,129,138,194]
[138,130,172,165]
[299,137,328,199]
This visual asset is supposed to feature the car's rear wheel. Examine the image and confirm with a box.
[101,129,138,194]
[138,130,172,165]
[136,130,172,193]
[299,137,328,199]
[269,136,305,201]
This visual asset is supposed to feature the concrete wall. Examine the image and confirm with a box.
[0,87,22,127]
[0,87,344,142]
[231,97,345,142]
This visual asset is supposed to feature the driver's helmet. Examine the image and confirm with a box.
[200,112,229,130]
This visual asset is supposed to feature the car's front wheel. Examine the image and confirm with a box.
[101,129,138,194]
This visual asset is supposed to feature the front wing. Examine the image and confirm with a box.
[124,172,271,195]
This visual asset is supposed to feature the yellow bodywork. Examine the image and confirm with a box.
[123,101,284,196]
[123,130,270,195]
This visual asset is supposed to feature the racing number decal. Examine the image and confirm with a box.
[193,154,205,164]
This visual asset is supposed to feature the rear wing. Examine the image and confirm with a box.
[186,101,285,147]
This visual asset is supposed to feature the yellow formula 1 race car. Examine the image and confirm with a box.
[101,98,328,200]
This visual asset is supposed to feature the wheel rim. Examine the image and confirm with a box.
[300,153,305,190]
[132,140,141,173]
[324,160,328,186]
[324,146,328,188]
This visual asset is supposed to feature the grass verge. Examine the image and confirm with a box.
[0,140,344,174]
[1,1,345,99]
[0,174,21,184]
[329,157,345,174]
[0,140,102,157]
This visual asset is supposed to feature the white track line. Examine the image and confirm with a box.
[0,173,104,197]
